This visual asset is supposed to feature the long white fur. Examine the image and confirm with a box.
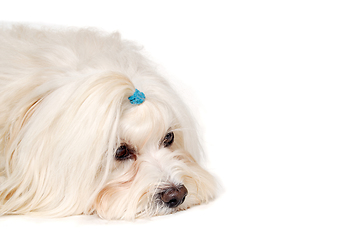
[0,25,216,220]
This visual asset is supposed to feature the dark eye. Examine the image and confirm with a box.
[163,132,174,147]
[115,144,135,161]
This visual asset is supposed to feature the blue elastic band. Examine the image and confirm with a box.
[128,89,146,105]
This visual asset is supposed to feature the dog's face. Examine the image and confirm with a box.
[92,78,216,219]
[0,71,216,220]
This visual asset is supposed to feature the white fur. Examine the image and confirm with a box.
[0,25,216,220]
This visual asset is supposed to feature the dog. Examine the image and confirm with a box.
[0,25,216,220]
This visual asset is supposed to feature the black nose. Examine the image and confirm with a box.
[160,185,188,208]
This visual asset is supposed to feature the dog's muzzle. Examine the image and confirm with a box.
[160,185,188,208]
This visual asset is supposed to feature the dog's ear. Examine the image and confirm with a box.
[0,96,43,206]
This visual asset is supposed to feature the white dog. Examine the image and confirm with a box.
[0,25,216,220]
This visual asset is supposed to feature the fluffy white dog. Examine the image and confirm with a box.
[0,25,216,220]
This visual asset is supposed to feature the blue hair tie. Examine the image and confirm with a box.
[128,89,145,105]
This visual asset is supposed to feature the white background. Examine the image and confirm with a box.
[1,1,360,239]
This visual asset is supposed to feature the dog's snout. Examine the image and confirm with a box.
[160,185,188,208]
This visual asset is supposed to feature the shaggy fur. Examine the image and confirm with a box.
[0,25,216,220]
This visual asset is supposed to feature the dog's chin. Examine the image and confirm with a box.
[96,190,209,220]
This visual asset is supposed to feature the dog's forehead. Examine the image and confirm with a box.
[118,99,176,147]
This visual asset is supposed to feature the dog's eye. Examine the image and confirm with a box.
[115,144,135,161]
[163,132,174,147]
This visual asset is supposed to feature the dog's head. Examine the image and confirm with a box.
[0,71,216,220]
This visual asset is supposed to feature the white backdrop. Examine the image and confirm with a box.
[1,1,360,239]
